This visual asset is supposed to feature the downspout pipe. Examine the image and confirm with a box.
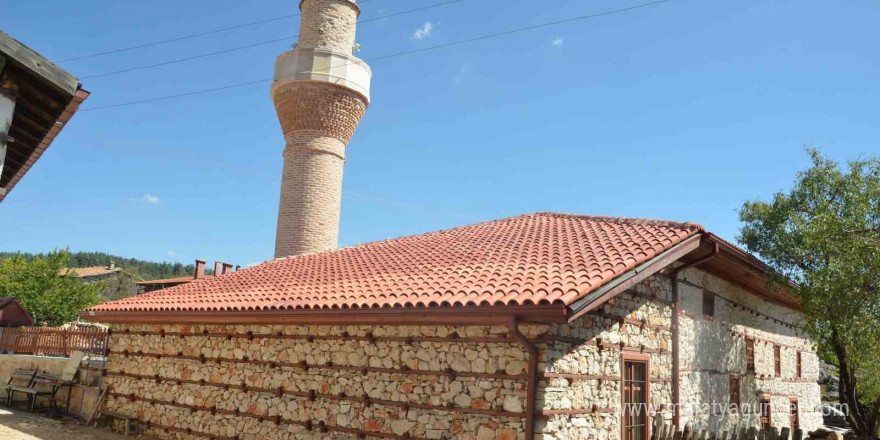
[509,315,537,440]
[671,237,719,430]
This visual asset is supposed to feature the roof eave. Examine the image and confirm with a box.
[0,87,89,203]
[79,304,569,326]
[566,233,704,322]
[699,233,801,310]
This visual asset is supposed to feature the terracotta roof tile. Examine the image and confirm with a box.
[61,266,121,277]
[87,213,702,313]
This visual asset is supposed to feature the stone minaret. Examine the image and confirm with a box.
[271,0,371,258]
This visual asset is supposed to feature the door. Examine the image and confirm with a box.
[622,355,650,440]
[790,399,800,433]
[760,397,772,432]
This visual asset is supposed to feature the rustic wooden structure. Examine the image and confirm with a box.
[650,415,805,440]
[0,326,107,356]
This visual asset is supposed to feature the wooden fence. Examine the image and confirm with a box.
[0,326,108,357]
[651,417,806,440]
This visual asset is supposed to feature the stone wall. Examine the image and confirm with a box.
[101,269,819,439]
[677,267,821,434]
[105,323,535,440]
[538,273,674,440]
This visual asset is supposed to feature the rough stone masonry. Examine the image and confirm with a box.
[100,267,820,440]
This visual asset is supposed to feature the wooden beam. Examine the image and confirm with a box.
[0,31,77,97]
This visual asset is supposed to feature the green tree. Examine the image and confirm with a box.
[0,249,103,326]
[739,149,880,439]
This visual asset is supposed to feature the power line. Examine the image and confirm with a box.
[80,0,671,112]
[59,0,381,62]
[80,0,467,80]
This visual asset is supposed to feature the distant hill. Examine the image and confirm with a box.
[0,251,205,282]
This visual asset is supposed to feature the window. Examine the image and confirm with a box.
[796,351,802,379]
[775,345,782,377]
[703,291,715,318]
[746,338,755,373]
[790,399,800,433]
[760,397,772,432]
[729,375,740,413]
[622,355,650,440]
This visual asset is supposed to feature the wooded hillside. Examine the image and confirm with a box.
[0,251,203,281]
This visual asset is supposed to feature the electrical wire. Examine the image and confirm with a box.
[80,0,467,80]
[80,0,671,112]
[59,0,381,62]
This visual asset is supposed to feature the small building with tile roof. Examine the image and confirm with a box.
[0,297,33,327]
[61,264,122,280]
[61,262,142,301]
[82,213,821,440]
[135,259,235,295]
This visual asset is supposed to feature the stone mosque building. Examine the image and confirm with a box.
[82,1,821,439]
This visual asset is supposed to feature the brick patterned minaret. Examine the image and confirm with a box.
[271,0,371,258]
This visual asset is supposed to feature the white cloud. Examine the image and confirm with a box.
[246,261,262,268]
[167,251,177,257]
[452,66,467,84]
[552,37,564,47]
[412,22,434,40]
[134,193,160,203]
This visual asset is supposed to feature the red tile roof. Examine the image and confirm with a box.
[137,276,207,285]
[86,213,702,313]
[60,266,121,277]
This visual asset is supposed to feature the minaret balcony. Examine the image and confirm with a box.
[272,48,372,103]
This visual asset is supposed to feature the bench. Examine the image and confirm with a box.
[0,369,36,406]
[7,372,67,412]
[7,350,85,413]
[94,409,139,436]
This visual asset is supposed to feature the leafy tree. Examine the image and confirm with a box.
[0,249,103,326]
[0,250,199,281]
[739,149,880,439]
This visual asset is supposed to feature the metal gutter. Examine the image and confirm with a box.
[508,315,537,440]
[80,304,569,325]
[567,233,703,322]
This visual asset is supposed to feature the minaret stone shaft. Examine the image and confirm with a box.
[271,0,371,258]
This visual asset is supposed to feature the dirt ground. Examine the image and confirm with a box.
[0,407,151,440]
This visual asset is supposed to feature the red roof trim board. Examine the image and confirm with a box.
[81,213,795,324]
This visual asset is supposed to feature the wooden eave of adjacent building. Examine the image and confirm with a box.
[0,31,89,203]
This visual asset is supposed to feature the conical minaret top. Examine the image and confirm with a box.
[271,0,371,259]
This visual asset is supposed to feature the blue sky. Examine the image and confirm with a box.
[2,0,878,268]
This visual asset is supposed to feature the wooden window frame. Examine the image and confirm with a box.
[790,397,800,433]
[702,291,715,319]
[774,345,782,377]
[621,353,651,440]
[746,337,755,373]
[796,351,802,379]
[729,374,741,414]
[760,395,772,432]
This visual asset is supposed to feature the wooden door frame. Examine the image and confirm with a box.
[789,397,799,433]
[621,353,651,440]
[759,394,772,431]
